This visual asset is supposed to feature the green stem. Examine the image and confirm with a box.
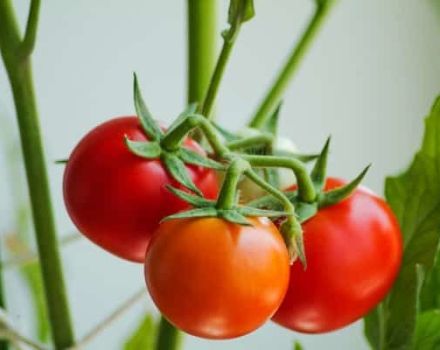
[0,243,8,350]
[155,318,182,350]
[187,0,216,105]
[242,154,316,202]
[161,114,229,156]
[0,1,75,349]
[216,159,249,209]
[248,1,335,128]
[226,133,273,150]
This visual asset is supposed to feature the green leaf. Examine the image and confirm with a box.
[124,314,157,350]
[162,153,203,196]
[219,210,251,225]
[295,202,318,223]
[227,0,255,25]
[162,207,218,222]
[54,159,68,164]
[413,310,440,350]
[133,73,163,140]
[179,148,224,170]
[124,138,161,158]
[166,185,214,207]
[363,96,440,350]
[212,122,240,142]
[420,249,440,311]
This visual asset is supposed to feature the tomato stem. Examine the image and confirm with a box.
[242,154,317,203]
[226,133,274,151]
[216,158,249,210]
[0,1,75,349]
[248,1,336,128]
[161,114,229,156]
[155,318,183,350]
[199,1,249,119]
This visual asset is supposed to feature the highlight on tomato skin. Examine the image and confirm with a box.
[272,177,403,334]
[144,216,290,339]
[63,116,219,263]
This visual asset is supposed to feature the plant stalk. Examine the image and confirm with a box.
[248,2,335,128]
[0,1,75,348]
[155,0,217,348]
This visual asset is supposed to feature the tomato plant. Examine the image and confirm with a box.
[272,178,403,333]
[144,217,290,339]
[63,116,218,262]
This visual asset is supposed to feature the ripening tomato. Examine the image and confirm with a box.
[145,217,290,339]
[63,117,218,262]
[272,178,402,333]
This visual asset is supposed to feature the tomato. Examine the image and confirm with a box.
[145,217,290,339]
[272,178,402,333]
[63,117,218,262]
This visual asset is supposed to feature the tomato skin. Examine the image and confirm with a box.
[145,217,290,339]
[272,178,403,333]
[63,117,218,262]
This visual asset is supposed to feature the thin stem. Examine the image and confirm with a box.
[242,154,316,202]
[155,318,182,350]
[0,1,75,348]
[0,309,47,350]
[187,0,216,105]
[161,114,229,156]
[71,289,145,350]
[216,159,249,210]
[199,38,236,118]
[19,0,41,59]
[248,2,335,128]
[3,233,81,269]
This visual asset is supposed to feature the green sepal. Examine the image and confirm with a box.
[162,207,218,222]
[168,103,198,131]
[219,210,251,225]
[319,165,371,208]
[227,0,255,25]
[162,152,203,196]
[124,138,161,159]
[280,218,306,266]
[295,202,318,223]
[212,122,239,142]
[166,185,214,207]
[310,137,331,191]
[55,159,68,164]
[179,148,224,170]
[238,206,288,217]
[261,102,282,136]
[133,73,163,141]
[263,168,280,189]
[273,150,319,163]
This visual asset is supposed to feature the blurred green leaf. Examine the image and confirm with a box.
[294,340,304,350]
[124,314,158,350]
[413,310,440,350]
[364,96,440,350]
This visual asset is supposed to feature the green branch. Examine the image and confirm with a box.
[0,1,75,349]
[248,1,336,128]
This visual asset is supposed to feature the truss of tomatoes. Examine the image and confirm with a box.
[63,78,402,339]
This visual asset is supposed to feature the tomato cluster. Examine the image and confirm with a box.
[63,116,402,339]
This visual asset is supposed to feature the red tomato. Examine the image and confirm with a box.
[63,117,218,262]
[272,178,402,333]
[145,217,290,339]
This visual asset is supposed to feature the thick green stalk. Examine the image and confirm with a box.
[187,0,216,104]
[155,318,182,350]
[154,1,217,348]
[216,159,249,209]
[249,1,335,128]
[0,243,8,350]
[0,1,75,349]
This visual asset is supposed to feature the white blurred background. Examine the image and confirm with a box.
[1,0,440,349]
